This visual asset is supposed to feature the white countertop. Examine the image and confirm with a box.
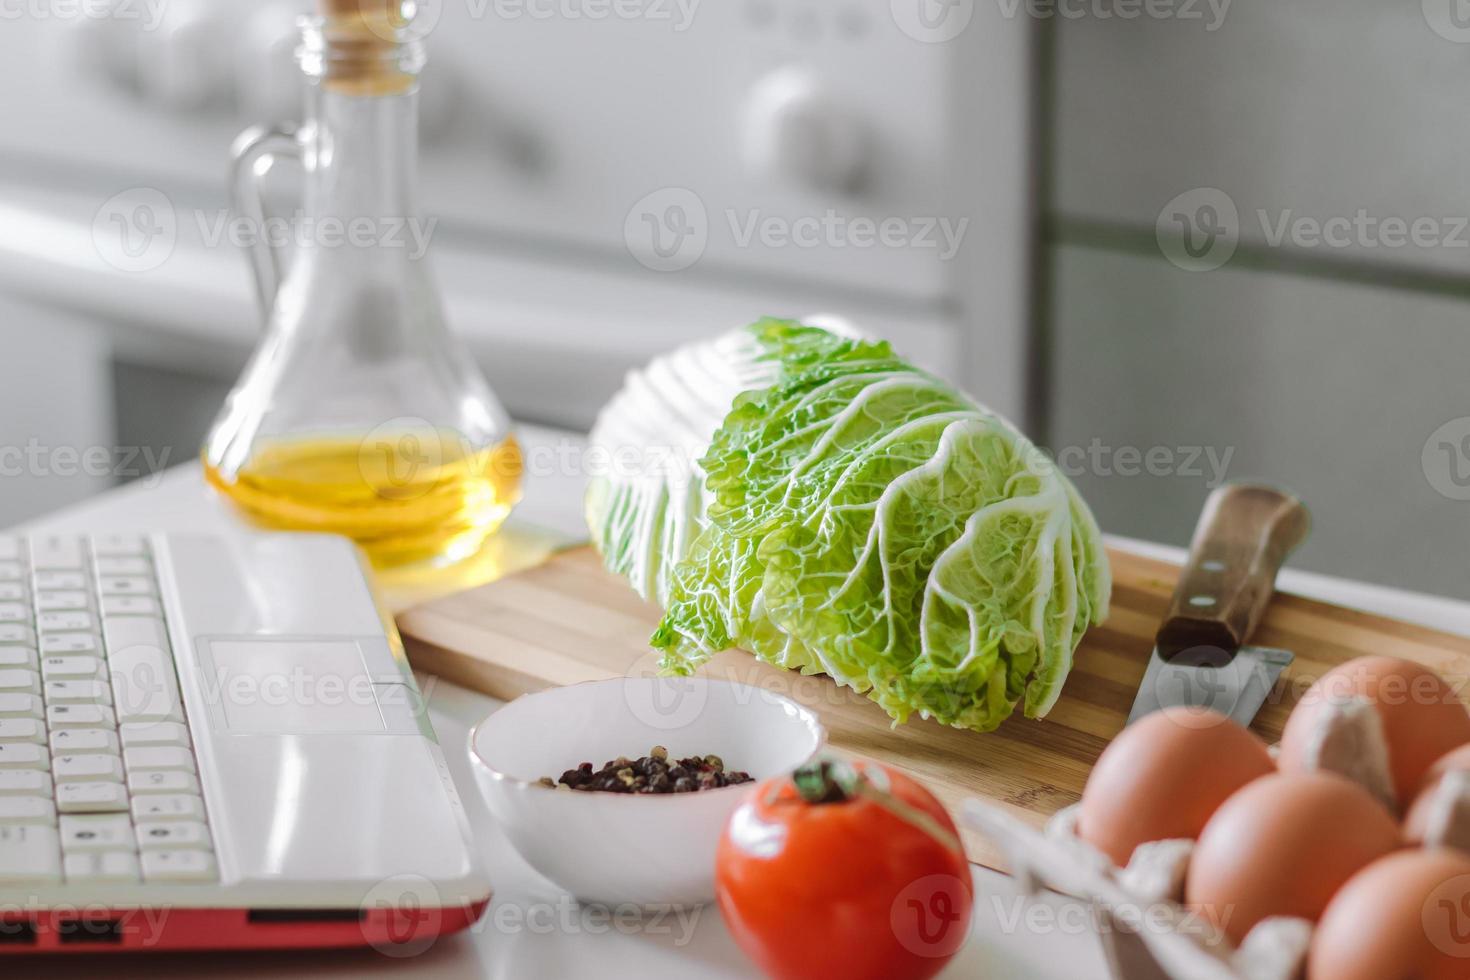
[12,425,1469,978]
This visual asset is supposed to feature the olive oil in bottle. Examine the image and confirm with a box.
[204,1,519,569]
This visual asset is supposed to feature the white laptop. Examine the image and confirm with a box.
[0,531,490,952]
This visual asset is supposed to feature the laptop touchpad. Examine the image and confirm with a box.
[201,639,388,734]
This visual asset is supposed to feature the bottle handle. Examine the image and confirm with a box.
[229,123,303,320]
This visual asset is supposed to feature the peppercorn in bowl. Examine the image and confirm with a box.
[468,677,825,907]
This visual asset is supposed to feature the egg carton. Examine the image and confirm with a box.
[959,695,1462,980]
[962,800,1310,980]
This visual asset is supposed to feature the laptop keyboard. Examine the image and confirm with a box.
[0,533,216,885]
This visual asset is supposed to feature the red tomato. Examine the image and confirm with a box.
[716,759,973,980]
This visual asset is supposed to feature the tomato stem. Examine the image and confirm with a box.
[791,759,859,804]
[790,758,966,858]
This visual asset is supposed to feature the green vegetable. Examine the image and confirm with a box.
[586,319,1110,732]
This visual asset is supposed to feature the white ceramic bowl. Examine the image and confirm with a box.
[468,677,825,907]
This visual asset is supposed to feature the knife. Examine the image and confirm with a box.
[1127,482,1310,727]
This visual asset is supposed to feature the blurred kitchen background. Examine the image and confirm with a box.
[0,0,1466,598]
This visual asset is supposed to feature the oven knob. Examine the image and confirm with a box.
[742,68,869,194]
[135,0,229,111]
[61,0,140,90]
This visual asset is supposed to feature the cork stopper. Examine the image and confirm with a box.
[312,0,419,96]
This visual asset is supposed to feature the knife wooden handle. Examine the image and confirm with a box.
[1156,483,1309,665]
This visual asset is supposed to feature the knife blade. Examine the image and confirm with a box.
[1126,483,1310,727]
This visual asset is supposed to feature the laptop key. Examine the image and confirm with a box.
[0,670,40,695]
[0,825,60,882]
[47,704,116,729]
[0,772,51,797]
[102,616,170,653]
[94,557,149,577]
[91,534,147,558]
[137,821,210,850]
[33,570,85,591]
[101,596,160,617]
[0,744,48,770]
[128,770,200,796]
[132,794,205,823]
[50,729,118,755]
[110,648,182,724]
[0,584,25,603]
[141,849,215,883]
[54,754,124,783]
[97,577,155,597]
[0,649,38,670]
[42,656,107,681]
[0,694,43,720]
[56,782,127,813]
[60,814,134,851]
[0,604,27,624]
[30,535,85,571]
[36,591,90,613]
[0,719,43,744]
[0,797,54,825]
[65,850,139,883]
[40,633,100,657]
[38,611,94,633]
[124,747,195,773]
[45,680,112,706]
[0,626,35,647]
[64,850,139,883]
[120,721,188,748]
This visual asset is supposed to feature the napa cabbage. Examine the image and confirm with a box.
[586,319,1110,732]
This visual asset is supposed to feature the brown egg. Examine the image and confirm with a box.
[1309,849,1470,980]
[1278,656,1470,807]
[1186,771,1400,943]
[1405,744,1470,846]
[1077,707,1275,867]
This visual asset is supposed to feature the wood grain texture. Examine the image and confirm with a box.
[398,546,1470,871]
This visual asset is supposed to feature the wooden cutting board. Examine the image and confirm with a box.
[398,545,1470,871]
